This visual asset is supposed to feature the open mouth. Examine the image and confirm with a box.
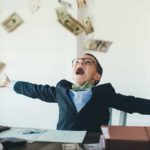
[76,67,85,75]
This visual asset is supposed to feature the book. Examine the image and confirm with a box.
[100,126,150,150]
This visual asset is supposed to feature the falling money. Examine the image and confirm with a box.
[62,144,82,150]
[1,12,23,32]
[82,17,94,35]
[56,7,68,20]
[84,39,112,52]
[29,0,41,13]
[56,7,85,35]
[76,0,87,9]
[0,62,6,73]
[84,144,102,150]
[58,0,72,9]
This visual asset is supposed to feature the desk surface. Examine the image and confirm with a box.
[5,132,100,150]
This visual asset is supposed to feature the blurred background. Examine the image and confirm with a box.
[0,0,150,129]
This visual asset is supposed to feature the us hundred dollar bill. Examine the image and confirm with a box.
[56,7,68,20]
[56,7,85,35]
[0,62,6,73]
[84,144,102,150]
[29,0,41,13]
[1,12,23,32]
[76,0,87,9]
[62,144,82,150]
[82,17,94,35]
[58,0,72,9]
[84,39,112,52]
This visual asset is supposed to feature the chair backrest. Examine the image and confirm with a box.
[109,108,127,126]
[108,107,113,125]
[119,111,127,125]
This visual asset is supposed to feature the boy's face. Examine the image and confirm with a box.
[72,54,101,85]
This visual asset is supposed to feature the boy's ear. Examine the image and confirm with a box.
[93,73,101,81]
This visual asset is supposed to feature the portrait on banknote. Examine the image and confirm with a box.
[56,7,68,20]
[84,39,112,52]
[82,17,94,35]
[76,0,87,9]
[2,12,23,32]
[56,7,85,35]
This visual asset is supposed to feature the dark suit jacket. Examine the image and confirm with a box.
[14,80,150,132]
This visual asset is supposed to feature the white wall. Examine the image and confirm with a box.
[0,0,150,128]
[84,0,150,125]
[0,0,77,129]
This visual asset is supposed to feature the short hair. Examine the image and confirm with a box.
[84,53,103,85]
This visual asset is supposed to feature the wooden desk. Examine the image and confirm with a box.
[5,132,100,150]
[6,143,62,150]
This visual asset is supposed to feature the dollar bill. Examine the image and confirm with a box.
[56,7,68,20]
[1,12,23,32]
[56,7,85,35]
[29,0,41,13]
[84,144,102,150]
[82,17,94,35]
[0,62,6,73]
[58,0,72,9]
[76,0,87,9]
[84,39,112,52]
[62,144,80,150]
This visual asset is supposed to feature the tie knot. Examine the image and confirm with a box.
[72,82,93,91]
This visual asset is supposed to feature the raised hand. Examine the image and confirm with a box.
[0,73,10,87]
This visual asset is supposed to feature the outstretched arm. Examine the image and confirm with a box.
[14,81,57,103]
[107,84,150,114]
[0,74,57,103]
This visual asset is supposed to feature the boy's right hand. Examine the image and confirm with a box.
[0,74,11,87]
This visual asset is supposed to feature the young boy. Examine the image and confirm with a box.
[1,53,150,132]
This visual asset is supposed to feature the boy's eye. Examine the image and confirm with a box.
[72,58,95,66]
[84,61,92,65]
[76,61,80,64]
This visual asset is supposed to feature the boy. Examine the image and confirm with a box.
[0,53,150,132]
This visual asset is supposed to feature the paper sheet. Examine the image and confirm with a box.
[36,129,86,143]
[0,128,86,143]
